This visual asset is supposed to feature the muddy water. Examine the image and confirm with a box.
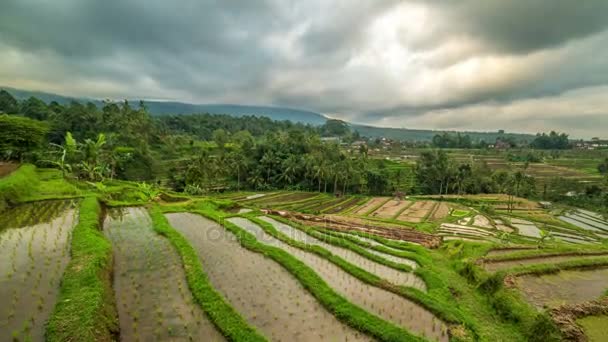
[228,217,448,342]
[105,208,224,341]
[259,216,425,290]
[0,207,76,341]
[512,222,541,238]
[484,254,608,272]
[166,213,370,342]
[0,200,74,231]
[265,217,419,270]
[518,268,608,309]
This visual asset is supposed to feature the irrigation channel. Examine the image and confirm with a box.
[166,212,371,342]
[104,208,224,341]
[0,201,76,341]
[517,268,608,309]
[226,216,448,342]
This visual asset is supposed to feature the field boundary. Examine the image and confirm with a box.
[148,205,266,342]
[46,196,118,341]
[0,164,38,212]
[196,210,427,342]
[250,215,465,327]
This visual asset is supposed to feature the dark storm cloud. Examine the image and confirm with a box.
[1,0,608,136]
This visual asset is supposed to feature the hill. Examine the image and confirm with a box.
[3,86,534,141]
[351,124,535,142]
[2,87,327,125]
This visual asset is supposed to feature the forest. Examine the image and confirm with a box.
[0,89,606,211]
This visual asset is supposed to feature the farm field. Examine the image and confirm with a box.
[0,178,607,341]
[517,268,608,309]
[166,212,372,341]
[227,216,449,342]
[104,208,224,341]
[0,201,76,341]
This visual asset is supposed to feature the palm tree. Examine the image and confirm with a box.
[279,155,299,189]
[228,151,247,192]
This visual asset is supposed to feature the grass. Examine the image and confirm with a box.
[246,215,468,331]
[147,205,266,342]
[46,196,118,341]
[576,315,608,342]
[191,207,427,342]
[0,164,38,212]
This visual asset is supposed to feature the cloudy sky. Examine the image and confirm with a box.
[1,0,608,138]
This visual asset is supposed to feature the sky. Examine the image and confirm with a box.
[1,0,608,138]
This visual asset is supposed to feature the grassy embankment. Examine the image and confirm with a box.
[46,196,118,341]
[147,205,266,341]
[163,202,427,342]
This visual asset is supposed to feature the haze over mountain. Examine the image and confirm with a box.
[1,0,607,138]
[3,86,535,142]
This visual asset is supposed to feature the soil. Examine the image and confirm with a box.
[166,213,370,342]
[397,201,436,223]
[258,216,424,289]
[353,197,389,215]
[228,217,448,342]
[472,215,494,229]
[263,209,442,248]
[0,207,76,341]
[430,203,451,221]
[0,162,19,178]
[105,208,224,341]
[370,200,411,219]
[323,197,362,214]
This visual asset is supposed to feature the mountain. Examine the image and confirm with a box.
[3,86,535,141]
[2,87,327,125]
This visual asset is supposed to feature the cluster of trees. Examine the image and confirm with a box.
[168,129,408,196]
[432,133,474,148]
[530,131,570,149]
[415,150,536,197]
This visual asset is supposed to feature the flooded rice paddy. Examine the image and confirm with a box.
[259,216,425,289]
[0,202,76,341]
[484,254,608,272]
[228,217,448,342]
[517,268,608,309]
[166,213,369,342]
[105,208,223,341]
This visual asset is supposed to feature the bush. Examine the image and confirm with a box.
[0,114,49,161]
[527,314,561,342]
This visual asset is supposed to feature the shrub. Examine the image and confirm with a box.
[0,114,49,161]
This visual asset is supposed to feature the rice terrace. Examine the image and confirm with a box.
[2,1,608,341]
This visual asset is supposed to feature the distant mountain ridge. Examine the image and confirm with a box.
[2,86,535,141]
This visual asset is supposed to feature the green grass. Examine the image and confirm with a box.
[147,205,266,342]
[46,196,118,341]
[451,210,471,217]
[179,206,427,342]
[247,215,467,331]
[0,164,38,211]
[576,315,608,342]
